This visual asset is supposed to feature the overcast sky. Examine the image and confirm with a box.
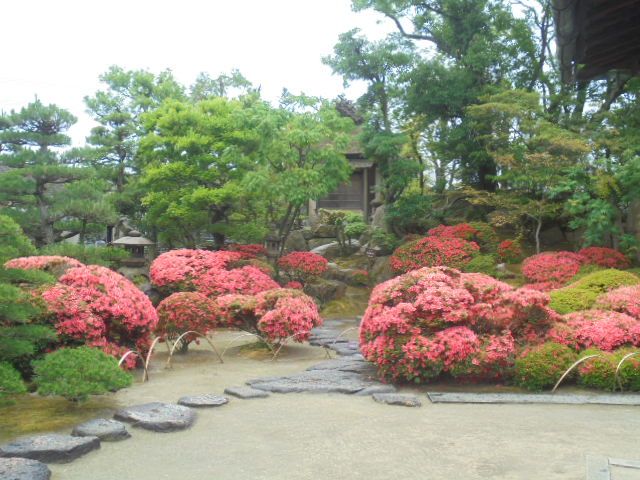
[0,0,393,146]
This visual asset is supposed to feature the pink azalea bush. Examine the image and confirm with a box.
[521,251,583,286]
[216,288,322,344]
[547,310,640,352]
[390,236,480,273]
[497,240,522,263]
[427,223,478,240]
[278,252,328,283]
[155,292,219,346]
[578,246,630,269]
[226,243,268,259]
[359,267,557,382]
[594,285,640,319]
[5,255,84,276]
[41,265,158,366]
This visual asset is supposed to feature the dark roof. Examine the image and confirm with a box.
[554,0,640,82]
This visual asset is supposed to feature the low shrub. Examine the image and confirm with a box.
[226,243,268,258]
[594,285,640,319]
[578,247,630,269]
[569,269,639,294]
[468,221,500,253]
[549,288,600,314]
[497,240,523,263]
[390,236,480,273]
[0,362,27,398]
[576,349,618,391]
[463,254,497,276]
[522,251,583,285]
[278,252,328,283]
[427,223,478,241]
[618,351,640,391]
[33,347,132,401]
[155,292,219,349]
[514,342,577,391]
[5,256,84,277]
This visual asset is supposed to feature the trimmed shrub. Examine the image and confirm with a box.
[569,269,639,294]
[427,223,478,240]
[549,288,600,314]
[0,362,27,398]
[522,251,583,285]
[39,243,130,268]
[497,240,523,263]
[33,347,132,401]
[155,292,219,348]
[390,236,480,273]
[463,254,497,276]
[595,285,640,319]
[618,352,640,391]
[360,267,558,383]
[547,310,640,352]
[5,256,84,277]
[514,342,577,391]
[578,247,630,269]
[226,243,268,258]
[576,349,618,391]
[278,252,328,283]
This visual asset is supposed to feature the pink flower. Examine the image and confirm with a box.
[522,251,583,285]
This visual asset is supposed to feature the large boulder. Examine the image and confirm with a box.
[370,205,388,232]
[308,238,336,250]
[311,224,337,238]
[311,241,360,260]
[0,458,51,480]
[325,263,366,286]
[304,278,347,305]
[369,256,394,284]
[284,230,308,252]
[0,434,100,464]
[114,402,196,432]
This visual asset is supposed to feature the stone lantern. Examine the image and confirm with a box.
[112,230,154,266]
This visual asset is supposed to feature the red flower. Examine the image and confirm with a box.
[497,240,522,263]
[226,243,268,259]
[278,252,328,283]
[522,251,583,285]
[578,247,630,269]
[390,236,480,273]
[427,223,478,240]
[155,292,219,344]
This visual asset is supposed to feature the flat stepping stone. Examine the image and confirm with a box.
[427,392,640,405]
[355,384,397,396]
[224,386,270,399]
[0,434,100,464]
[249,369,380,394]
[72,419,130,442]
[0,457,51,479]
[114,402,196,432]
[178,394,229,407]
[373,393,422,407]
[307,359,377,375]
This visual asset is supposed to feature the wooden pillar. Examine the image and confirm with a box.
[362,167,369,222]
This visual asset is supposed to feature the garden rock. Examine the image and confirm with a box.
[373,393,422,407]
[0,434,100,464]
[369,256,394,284]
[308,238,336,250]
[248,369,379,394]
[311,224,337,238]
[0,457,51,480]
[72,419,130,441]
[224,386,270,399]
[310,241,360,260]
[355,384,397,396]
[114,402,196,432]
[307,358,377,375]
[178,394,229,408]
[284,230,308,252]
[304,278,347,305]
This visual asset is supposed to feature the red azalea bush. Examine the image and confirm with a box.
[427,223,478,240]
[547,310,640,352]
[284,281,303,289]
[193,266,279,297]
[521,251,583,285]
[359,267,557,382]
[155,292,219,346]
[497,240,523,263]
[278,252,328,283]
[594,285,640,319]
[41,265,158,365]
[5,255,84,277]
[390,236,480,273]
[226,243,268,258]
[216,288,322,343]
[578,246,630,269]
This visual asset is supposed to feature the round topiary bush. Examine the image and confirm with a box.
[594,285,640,319]
[277,252,328,284]
[514,342,577,391]
[547,310,640,352]
[576,349,618,391]
[549,288,600,314]
[569,269,639,294]
[359,267,558,383]
[427,223,478,241]
[33,347,132,401]
[390,237,480,273]
[578,247,630,269]
[0,362,27,399]
[522,251,583,286]
[42,265,159,362]
[155,292,219,349]
[5,256,85,278]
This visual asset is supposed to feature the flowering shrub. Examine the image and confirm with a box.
[390,236,480,273]
[42,265,158,362]
[193,266,279,298]
[228,258,276,277]
[278,252,328,283]
[514,342,577,391]
[216,288,322,344]
[352,269,369,286]
[359,267,557,382]
[497,240,522,263]
[155,292,219,347]
[226,243,268,258]
[283,281,303,290]
[618,351,640,391]
[547,310,640,352]
[5,256,84,277]
[576,349,618,391]
[524,281,565,292]
[594,285,640,319]
[578,247,630,269]
[427,223,478,240]
[522,251,583,285]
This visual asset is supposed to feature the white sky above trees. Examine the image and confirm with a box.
[0,0,393,146]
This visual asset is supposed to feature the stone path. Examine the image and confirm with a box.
[72,419,130,441]
[0,434,100,464]
[114,402,197,432]
[587,455,640,480]
[428,392,640,405]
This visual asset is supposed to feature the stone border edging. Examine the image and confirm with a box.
[427,392,640,405]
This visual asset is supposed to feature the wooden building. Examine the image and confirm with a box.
[554,0,640,82]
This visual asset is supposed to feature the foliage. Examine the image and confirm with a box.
[0,362,27,398]
[521,252,583,287]
[155,292,219,348]
[39,244,130,268]
[618,351,640,391]
[226,243,267,258]
[497,240,523,263]
[369,228,400,252]
[33,347,132,401]
[547,310,640,352]
[5,255,84,277]
[577,247,630,269]
[468,222,500,253]
[359,267,558,383]
[390,236,479,273]
[549,288,600,315]
[385,192,435,234]
[514,343,577,391]
[463,255,497,277]
[576,349,619,391]
[594,285,640,320]
[278,252,328,283]
[569,269,639,294]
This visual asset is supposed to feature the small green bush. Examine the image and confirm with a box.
[463,254,497,276]
[576,349,618,391]
[33,347,132,401]
[514,343,577,391]
[549,288,600,314]
[39,243,130,268]
[468,221,499,253]
[569,269,639,295]
[618,352,640,391]
[0,362,27,398]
